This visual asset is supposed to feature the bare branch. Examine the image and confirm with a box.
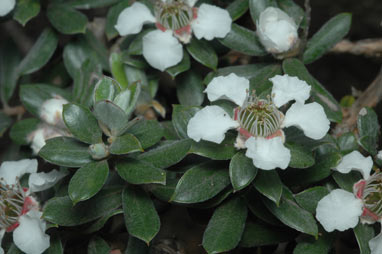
[330,39,382,58]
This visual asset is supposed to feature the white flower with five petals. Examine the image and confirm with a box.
[187,73,330,170]
[0,159,67,254]
[315,151,382,254]
[115,0,232,71]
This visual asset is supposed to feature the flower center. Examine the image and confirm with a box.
[155,0,193,31]
[0,180,26,231]
[234,92,282,138]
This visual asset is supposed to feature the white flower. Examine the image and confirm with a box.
[0,159,67,254]
[0,0,15,17]
[186,73,330,170]
[316,151,382,254]
[256,7,298,54]
[40,96,68,128]
[115,1,232,71]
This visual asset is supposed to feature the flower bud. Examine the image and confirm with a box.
[40,97,68,127]
[89,143,109,160]
[28,125,70,154]
[256,7,298,54]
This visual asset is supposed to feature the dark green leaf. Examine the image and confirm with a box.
[93,76,121,103]
[127,119,164,149]
[125,236,149,254]
[337,132,358,154]
[202,197,247,254]
[166,50,191,78]
[110,52,129,89]
[303,13,352,64]
[39,137,92,167]
[63,103,102,144]
[249,64,282,97]
[227,0,249,21]
[219,24,266,56]
[18,28,58,75]
[172,104,200,139]
[229,152,258,191]
[357,107,379,155]
[0,113,12,137]
[286,143,315,168]
[83,209,123,234]
[105,0,131,40]
[47,4,88,34]
[43,187,122,226]
[93,100,129,136]
[254,170,283,205]
[45,233,63,254]
[176,70,205,106]
[190,133,237,160]
[249,0,272,23]
[354,223,375,254]
[204,63,268,84]
[186,37,218,70]
[13,0,40,26]
[68,0,119,9]
[149,177,178,202]
[277,0,305,26]
[171,162,230,204]
[138,139,192,168]
[0,40,21,102]
[332,171,362,193]
[293,234,333,254]
[121,53,148,69]
[128,29,155,55]
[122,187,160,244]
[244,189,281,225]
[69,161,109,204]
[110,133,143,154]
[116,158,166,185]
[10,118,40,145]
[88,236,110,254]
[294,187,329,214]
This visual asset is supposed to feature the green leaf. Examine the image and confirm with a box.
[282,58,342,123]
[120,82,142,117]
[171,162,230,204]
[219,24,266,56]
[249,64,282,97]
[93,100,129,136]
[45,233,63,254]
[110,52,129,89]
[82,209,123,234]
[128,29,155,55]
[13,0,40,26]
[6,244,22,254]
[110,133,143,154]
[263,188,318,237]
[67,0,119,9]
[303,13,352,64]
[121,53,148,69]
[186,37,218,70]
[286,143,315,168]
[202,197,247,254]
[63,103,102,144]
[166,50,191,78]
[249,0,273,23]
[254,170,283,205]
[277,0,305,26]
[10,118,40,145]
[293,234,333,254]
[19,84,70,117]
[39,137,92,167]
[69,161,109,204]
[0,38,21,103]
[122,187,160,244]
[0,113,12,137]
[127,119,164,149]
[357,107,379,155]
[244,189,281,225]
[332,171,362,192]
[190,134,237,160]
[125,236,149,254]
[227,0,249,21]
[204,63,268,84]
[229,152,258,191]
[93,76,121,103]
[116,159,166,185]
[172,104,200,139]
[105,0,131,40]
[337,132,358,154]
[43,187,122,226]
[88,236,110,254]
[18,28,58,75]
[294,187,329,214]
[138,139,192,168]
[240,222,295,247]
[176,70,205,106]
[47,4,88,35]
[354,223,375,254]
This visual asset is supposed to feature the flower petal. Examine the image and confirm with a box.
[369,230,382,254]
[316,189,363,232]
[13,210,50,254]
[270,74,311,107]
[244,136,291,170]
[29,170,67,192]
[114,2,155,36]
[0,229,5,254]
[0,159,38,185]
[335,151,373,180]
[40,97,68,127]
[187,105,239,143]
[143,30,183,71]
[192,4,232,40]
[204,73,249,106]
[283,102,330,140]
[0,0,15,16]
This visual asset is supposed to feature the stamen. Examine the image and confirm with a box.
[155,0,193,31]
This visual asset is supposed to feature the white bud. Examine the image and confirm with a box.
[28,125,68,154]
[256,7,298,54]
[40,97,68,127]
[0,0,15,16]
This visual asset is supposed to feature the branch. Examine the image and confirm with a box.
[330,39,382,58]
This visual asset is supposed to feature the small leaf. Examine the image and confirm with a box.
[93,76,121,103]
[293,233,333,254]
[190,134,237,160]
[186,37,218,70]
[219,24,266,56]
[13,0,40,26]
[249,0,272,23]
[47,4,88,35]
[171,162,230,204]
[69,161,109,204]
[127,119,164,149]
[67,0,119,9]
[354,223,375,254]
[43,187,122,226]
[176,70,205,106]
[63,103,102,144]
[93,100,129,136]
[229,152,258,191]
[0,40,21,103]
[116,159,166,185]
[202,197,247,254]
[10,118,40,145]
[0,113,12,137]
[105,0,131,40]
[337,132,358,154]
[357,107,379,155]
[109,52,129,89]
[138,139,192,168]
[128,29,155,55]
[18,28,58,75]
[39,137,93,167]
[83,209,123,234]
[227,0,249,21]
[172,104,200,139]
[303,13,352,64]
[110,133,143,155]
[125,236,149,254]
[277,0,305,26]
[122,187,160,244]
[166,50,191,78]
[88,236,110,254]
[332,171,362,193]
[254,170,283,205]
[294,186,329,214]
[45,233,63,254]
[285,143,315,168]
